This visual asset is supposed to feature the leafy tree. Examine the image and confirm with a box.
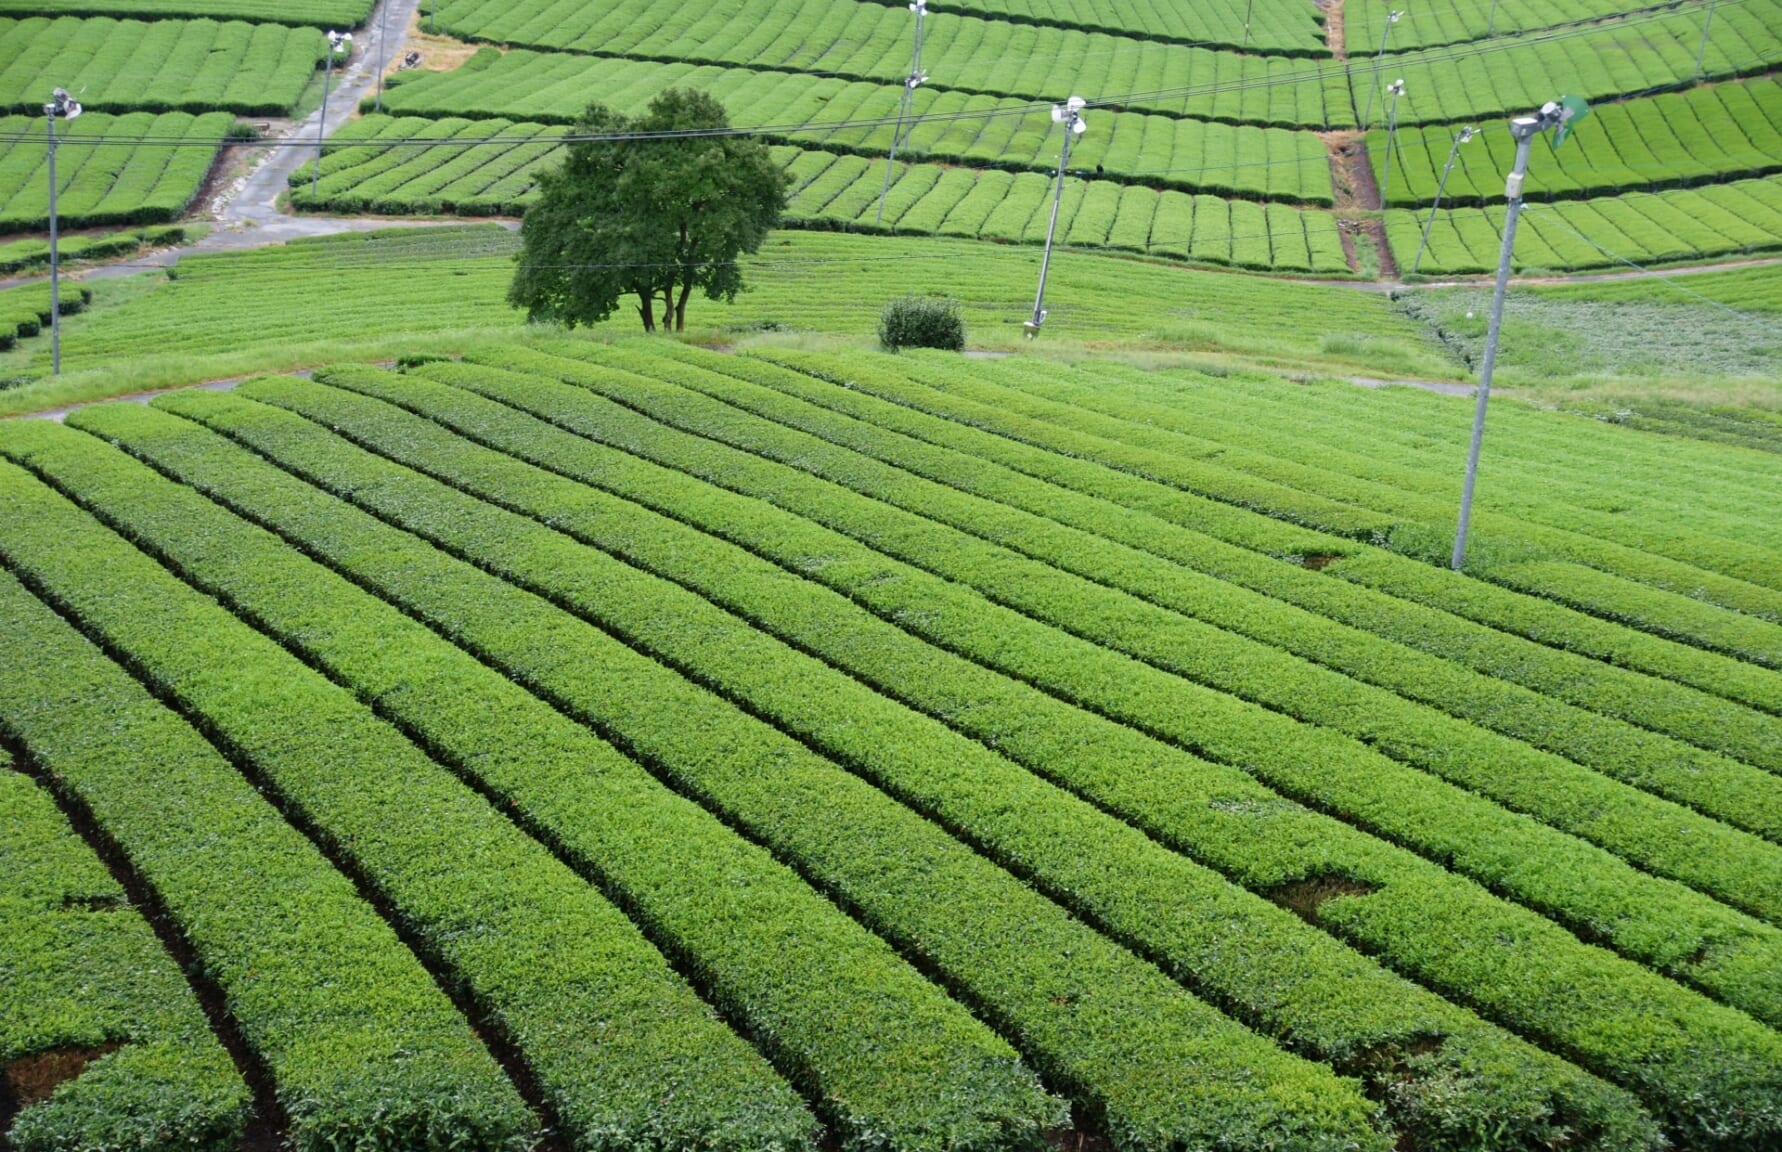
[509,89,787,332]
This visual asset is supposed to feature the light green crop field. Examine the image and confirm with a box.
[0,110,234,234]
[6,335,1782,1152]
[0,227,1454,412]
[4,0,1782,1141]
[0,16,324,117]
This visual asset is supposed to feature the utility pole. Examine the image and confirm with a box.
[312,30,351,197]
[1486,0,1499,35]
[1360,8,1402,129]
[876,0,930,225]
[374,0,390,111]
[1452,97,1588,571]
[43,88,81,377]
[1242,0,1254,46]
[1411,124,1473,276]
[1378,78,1405,210]
[1693,0,1718,80]
[1025,96,1086,339]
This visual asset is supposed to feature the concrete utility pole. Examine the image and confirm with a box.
[1693,0,1718,79]
[374,0,390,111]
[875,0,930,225]
[1452,97,1588,571]
[312,30,352,197]
[1378,78,1406,209]
[1025,96,1086,339]
[1360,8,1402,129]
[44,87,82,376]
[1411,124,1473,276]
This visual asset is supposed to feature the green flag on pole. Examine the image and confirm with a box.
[1553,94,1590,147]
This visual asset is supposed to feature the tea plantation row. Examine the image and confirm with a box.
[4,343,1782,1151]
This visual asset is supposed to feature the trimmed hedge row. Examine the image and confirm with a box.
[683,350,1782,837]
[374,50,1339,203]
[0,17,323,117]
[285,359,1671,1152]
[1384,177,1782,277]
[440,0,1327,65]
[58,402,1071,1152]
[1,419,832,1152]
[0,283,91,351]
[0,481,533,1152]
[982,359,1782,602]
[1069,364,1782,601]
[668,347,1782,781]
[1348,0,1782,126]
[507,341,1782,973]
[0,763,248,1152]
[751,337,1782,667]
[0,110,232,234]
[152,379,1393,1152]
[712,342,1782,722]
[1368,78,1782,208]
[830,347,1782,654]
[0,224,184,274]
[0,0,371,29]
[1188,369,1780,549]
[373,347,1782,1146]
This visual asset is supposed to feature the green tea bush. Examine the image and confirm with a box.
[879,295,965,351]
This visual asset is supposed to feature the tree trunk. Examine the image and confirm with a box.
[638,292,655,332]
[672,221,692,332]
[675,274,693,331]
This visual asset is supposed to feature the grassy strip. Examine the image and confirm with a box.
[49,405,1065,1152]
[315,353,1782,1147]
[717,344,1782,723]
[146,382,1396,1152]
[0,420,830,1152]
[0,552,531,1152]
[0,765,248,1152]
[669,346,1782,784]
[797,350,1782,660]
[265,361,1668,1152]
[609,346,1782,869]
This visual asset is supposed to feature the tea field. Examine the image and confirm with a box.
[4,337,1782,1152]
[0,228,1448,404]
[4,0,1782,1139]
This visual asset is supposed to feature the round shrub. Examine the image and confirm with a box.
[879,296,965,352]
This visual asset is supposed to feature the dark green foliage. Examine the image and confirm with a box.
[0,226,183,275]
[307,356,1668,1152]
[54,401,1058,1152]
[0,418,828,1152]
[878,296,965,352]
[461,340,1782,1146]
[510,89,787,332]
[0,766,249,1152]
[0,498,534,1152]
[155,375,1400,1152]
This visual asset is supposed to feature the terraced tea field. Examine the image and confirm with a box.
[5,0,1782,1139]
[5,340,1782,1152]
[0,228,1447,397]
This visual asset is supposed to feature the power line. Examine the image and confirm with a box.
[1517,203,1782,333]
[0,0,1755,156]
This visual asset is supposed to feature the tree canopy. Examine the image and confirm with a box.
[509,89,787,332]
